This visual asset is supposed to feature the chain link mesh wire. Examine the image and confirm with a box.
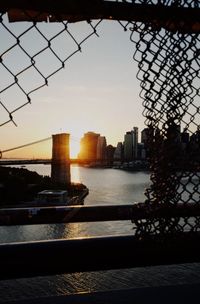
[0,0,200,235]
[0,11,102,126]
[117,0,200,235]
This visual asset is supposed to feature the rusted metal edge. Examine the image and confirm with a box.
[0,1,200,33]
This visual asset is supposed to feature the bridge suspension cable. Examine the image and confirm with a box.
[0,137,52,158]
[0,135,81,158]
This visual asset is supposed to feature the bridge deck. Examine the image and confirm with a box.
[0,159,82,165]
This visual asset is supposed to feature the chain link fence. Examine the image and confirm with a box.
[0,10,102,126]
[0,0,200,235]
[124,0,200,235]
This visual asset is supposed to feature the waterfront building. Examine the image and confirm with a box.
[124,127,138,161]
[96,136,107,161]
[141,128,149,146]
[124,132,133,161]
[79,132,100,161]
[132,127,138,159]
[113,142,123,162]
[137,143,146,160]
[141,127,153,159]
[166,123,181,143]
[106,145,115,165]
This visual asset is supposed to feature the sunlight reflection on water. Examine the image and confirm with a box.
[0,165,150,243]
[1,165,200,302]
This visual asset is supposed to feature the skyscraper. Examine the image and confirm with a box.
[132,126,138,159]
[106,145,115,165]
[124,127,138,161]
[79,132,100,161]
[124,132,133,161]
[141,128,149,146]
[96,136,107,161]
[113,142,123,161]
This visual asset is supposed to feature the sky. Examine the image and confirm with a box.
[0,19,145,158]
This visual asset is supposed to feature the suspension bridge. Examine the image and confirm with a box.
[0,136,85,165]
[0,158,86,165]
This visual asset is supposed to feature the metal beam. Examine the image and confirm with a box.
[0,203,200,226]
[1,233,200,280]
[0,204,135,225]
[0,1,200,33]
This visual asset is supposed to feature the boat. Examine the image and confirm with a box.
[36,186,89,206]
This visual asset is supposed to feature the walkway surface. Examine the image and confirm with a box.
[1,263,200,303]
[4,283,200,304]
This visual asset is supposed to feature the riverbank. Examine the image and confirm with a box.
[0,166,88,207]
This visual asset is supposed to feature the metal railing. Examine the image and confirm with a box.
[1,232,200,280]
[0,203,200,280]
[1,203,200,226]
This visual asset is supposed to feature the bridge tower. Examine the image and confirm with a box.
[51,133,71,185]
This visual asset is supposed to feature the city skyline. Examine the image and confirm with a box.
[0,126,143,160]
[1,122,197,160]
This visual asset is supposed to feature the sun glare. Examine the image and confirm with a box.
[70,140,80,159]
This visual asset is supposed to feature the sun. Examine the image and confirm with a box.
[70,140,80,159]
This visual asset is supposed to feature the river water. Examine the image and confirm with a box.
[0,165,150,242]
[0,165,200,302]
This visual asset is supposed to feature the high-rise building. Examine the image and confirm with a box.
[132,126,138,159]
[96,136,107,161]
[166,123,181,143]
[141,128,149,145]
[124,127,138,161]
[113,142,123,161]
[124,132,133,161]
[106,145,115,165]
[79,132,100,161]
[137,143,146,160]
[141,127,153,158]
